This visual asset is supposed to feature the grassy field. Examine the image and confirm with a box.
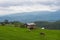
[0,25,60,40]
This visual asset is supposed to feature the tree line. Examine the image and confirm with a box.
[0,20,25,28]
[0,19,60,29]
[35,20,60,30]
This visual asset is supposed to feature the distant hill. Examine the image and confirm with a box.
[35,20,60,29]
[0,10,60,23]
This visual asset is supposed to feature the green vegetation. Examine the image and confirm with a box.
[0,20,60,40]
[0,25,60,40]
[35,21,60,29]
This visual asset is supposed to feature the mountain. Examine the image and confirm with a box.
[0,10,60,23]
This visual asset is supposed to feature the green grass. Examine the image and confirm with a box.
[0,25,60,40]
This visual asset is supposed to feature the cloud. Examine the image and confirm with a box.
[0,0,60,15]
[0,0,60,7]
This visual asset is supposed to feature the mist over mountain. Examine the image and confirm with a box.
[0,10,60,23]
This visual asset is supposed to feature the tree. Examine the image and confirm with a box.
[13,21,25,28]
[4,20,9,24]
[0,22,5,26]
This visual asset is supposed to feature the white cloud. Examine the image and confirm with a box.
[0,0,60,16]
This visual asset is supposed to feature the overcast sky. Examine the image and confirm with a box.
[0,0,60,15]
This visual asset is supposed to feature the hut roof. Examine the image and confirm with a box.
[26,23,36,25]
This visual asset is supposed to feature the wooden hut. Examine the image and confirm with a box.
[25,23,36,30]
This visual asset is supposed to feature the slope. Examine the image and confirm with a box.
[0,25,60,40]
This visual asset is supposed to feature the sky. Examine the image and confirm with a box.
[0,0,60,15]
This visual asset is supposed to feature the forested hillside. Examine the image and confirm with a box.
[35,20,60,29]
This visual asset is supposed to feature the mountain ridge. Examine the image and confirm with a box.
[0,11,60,23]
